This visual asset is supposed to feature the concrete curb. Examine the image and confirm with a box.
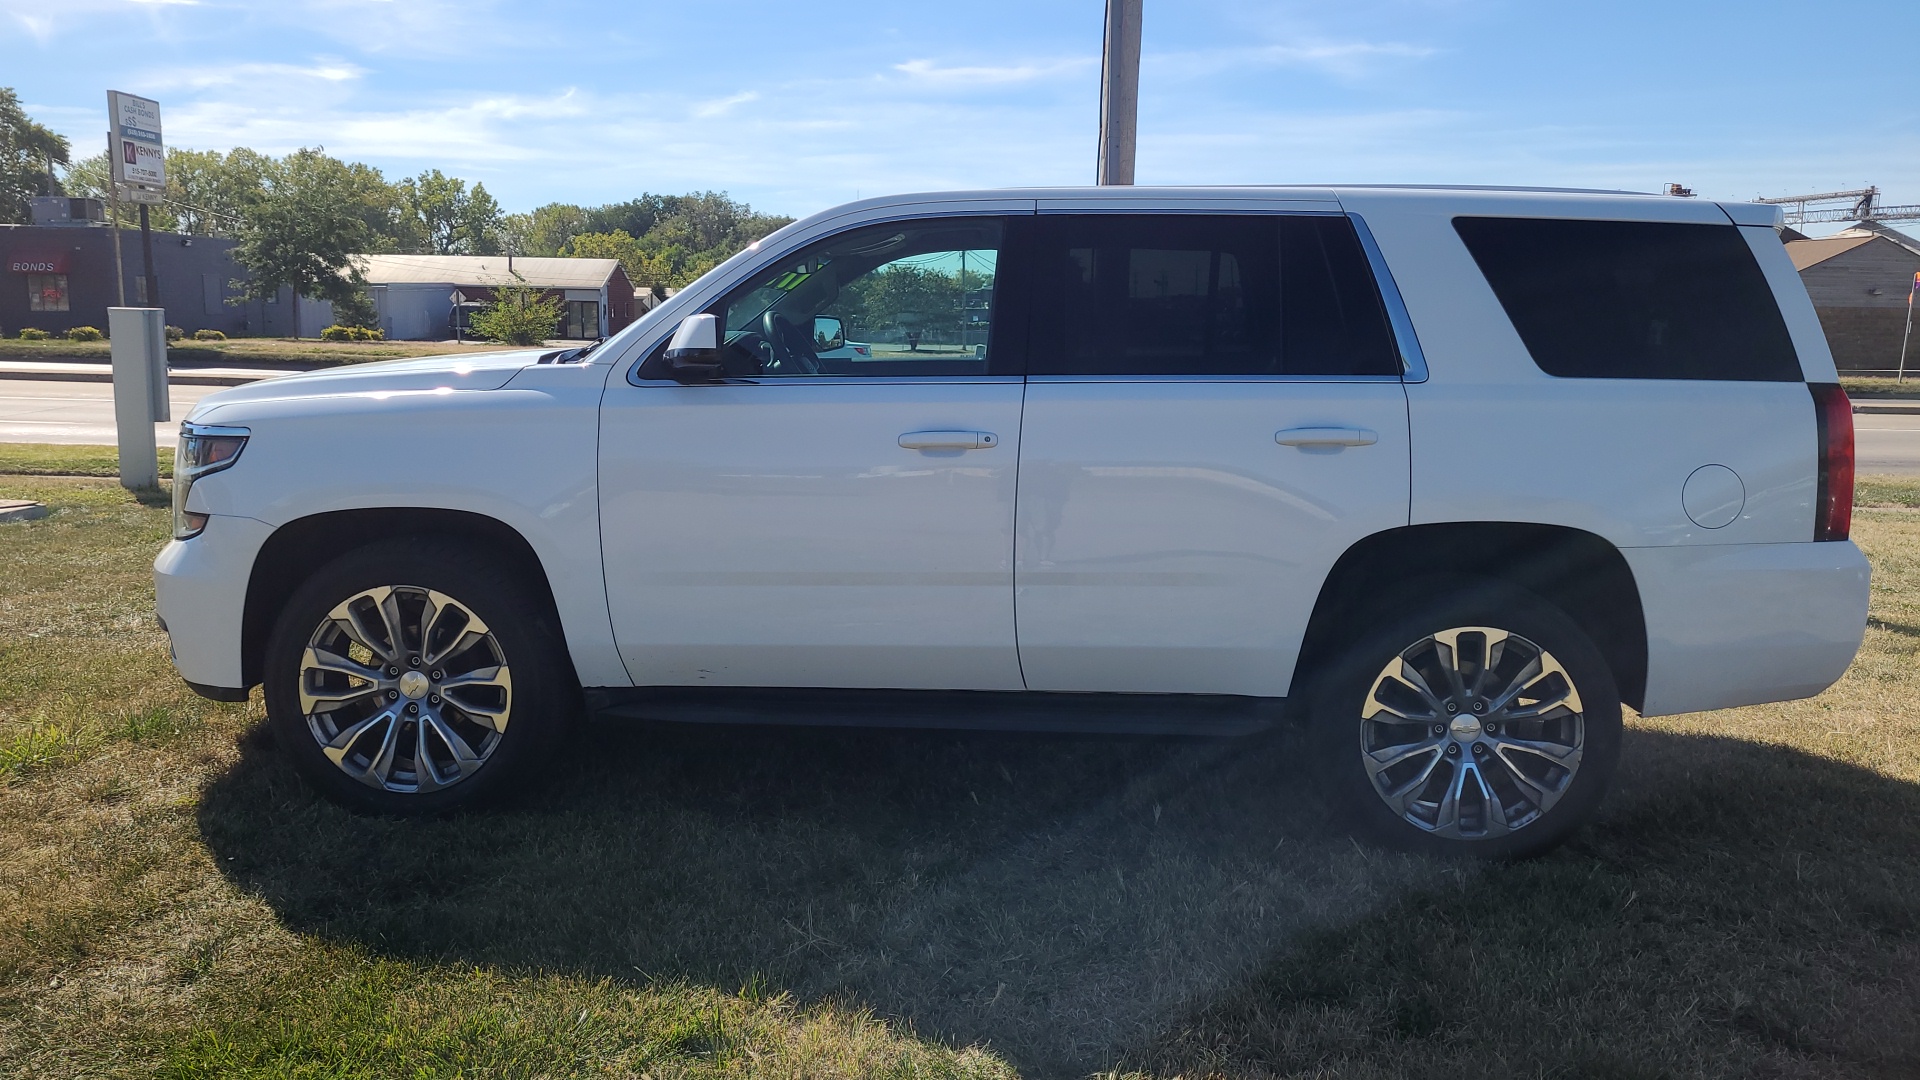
[1854,400,1920,415]
[0,500,50,523]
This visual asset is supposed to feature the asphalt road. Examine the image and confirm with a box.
[7,378,1920,475]
[0,379,227,446]
[1854,411,1920,475]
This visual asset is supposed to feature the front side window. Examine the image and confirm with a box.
[1453,217,1800,381]
[706,218,1003,377]
[1026,214,1399,377]
[27,273,69,312]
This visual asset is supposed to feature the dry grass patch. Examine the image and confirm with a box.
[2,470,1920,1078]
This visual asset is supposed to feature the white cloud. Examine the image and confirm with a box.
[891,57,1095,88]
[1153,39,1438,81]
[693,91,760,119]
[143,60,369,90]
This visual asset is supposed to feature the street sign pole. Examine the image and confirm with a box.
[1096,0,1142,185]
[1901,272,1918,383]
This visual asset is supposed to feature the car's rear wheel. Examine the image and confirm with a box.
[1310,581,1621,858]
[263,539,573,814]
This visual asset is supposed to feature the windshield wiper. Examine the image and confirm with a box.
[537,337,607,365]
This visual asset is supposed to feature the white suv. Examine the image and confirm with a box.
[155,186,1869,856]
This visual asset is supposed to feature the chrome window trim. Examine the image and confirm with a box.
[626,375,1023,388]
[1024,374,1405,385]
[1346,212,1429,383]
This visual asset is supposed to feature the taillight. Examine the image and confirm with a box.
[1810,383,1854,541]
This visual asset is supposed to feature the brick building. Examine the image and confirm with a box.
[1786,222,1920,372]
[0,198,250,338]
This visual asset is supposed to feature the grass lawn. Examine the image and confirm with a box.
[3,457,1920,1077]
[1841,374,1920,398]
[0,337,512,369]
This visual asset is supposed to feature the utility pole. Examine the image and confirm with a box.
[138,202,158,307]
[1901,271,1918,383]
[1096,0,1143,185]
[107,130,125,306]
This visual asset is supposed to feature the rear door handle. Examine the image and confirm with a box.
[899,430,998,450]
[1276,426,1378,448]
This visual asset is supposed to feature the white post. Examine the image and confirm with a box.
[108,307,169,489]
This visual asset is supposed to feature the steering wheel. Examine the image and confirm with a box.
[761,311,821,376]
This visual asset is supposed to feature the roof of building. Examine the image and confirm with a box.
[1785,224,1920,271]
[1786,233,1878,271]
[349,254,622,289]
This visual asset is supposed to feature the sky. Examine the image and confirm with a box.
[5,0,1920,228]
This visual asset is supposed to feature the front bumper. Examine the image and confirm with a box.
[1625,539,1870,716]
[153,513,276,695]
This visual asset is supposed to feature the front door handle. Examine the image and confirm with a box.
[899,430,998,450]
[1276,426,1378,448]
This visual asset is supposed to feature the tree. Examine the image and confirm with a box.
[165,147,270,237]
[556,193,790,290]
[467,276,562,346]
[504,202,589,256]
[63,149,181,230]
[0,87,70,223]
[566,229,676,289]
[402,169,503,254]
[231,148,380,339]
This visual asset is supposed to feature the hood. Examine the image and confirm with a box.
[185,349,546,422]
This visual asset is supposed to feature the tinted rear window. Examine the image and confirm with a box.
[1025,214,1400,377]
[1452,217,1800,381]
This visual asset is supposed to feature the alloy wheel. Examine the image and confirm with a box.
[1358,626,1585,839]
[298,585,513,793]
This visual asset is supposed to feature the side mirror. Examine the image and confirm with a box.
[662,313,723,383]
[812,315,845,352]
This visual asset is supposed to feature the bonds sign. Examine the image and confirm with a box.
[107,90,164,195]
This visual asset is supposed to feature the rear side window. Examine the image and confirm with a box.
[1453,217,1799,381]
[1024,214,1400,377]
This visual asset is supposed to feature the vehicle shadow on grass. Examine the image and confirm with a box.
[1121,728,1920,1080]
[196,720,1920,1079]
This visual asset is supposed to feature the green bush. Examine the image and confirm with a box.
[319,325,355,342]
[349,325,384,341]
[193,329,227,342]
[65,326,104,342]
[18,328,48,341]
[164,325,185,342]
[467,279,563,347]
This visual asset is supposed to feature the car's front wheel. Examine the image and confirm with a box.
[263,539,573,814]
[1311,582,1622,858]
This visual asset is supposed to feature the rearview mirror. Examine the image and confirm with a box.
[813,315,845,352]
[662,313,723,383]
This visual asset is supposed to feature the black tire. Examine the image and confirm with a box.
[1306,579,1621,859]
[263,537,575,815]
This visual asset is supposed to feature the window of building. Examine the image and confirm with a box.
[564,300,600,340]
[1452,217,1800,381]
[27,273,69,312]
[1024,214,1399,377]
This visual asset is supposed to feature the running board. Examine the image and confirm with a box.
[585,687,1283,737]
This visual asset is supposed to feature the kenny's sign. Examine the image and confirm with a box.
[108,90,164,192]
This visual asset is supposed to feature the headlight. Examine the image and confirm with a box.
[173,423,249,540]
